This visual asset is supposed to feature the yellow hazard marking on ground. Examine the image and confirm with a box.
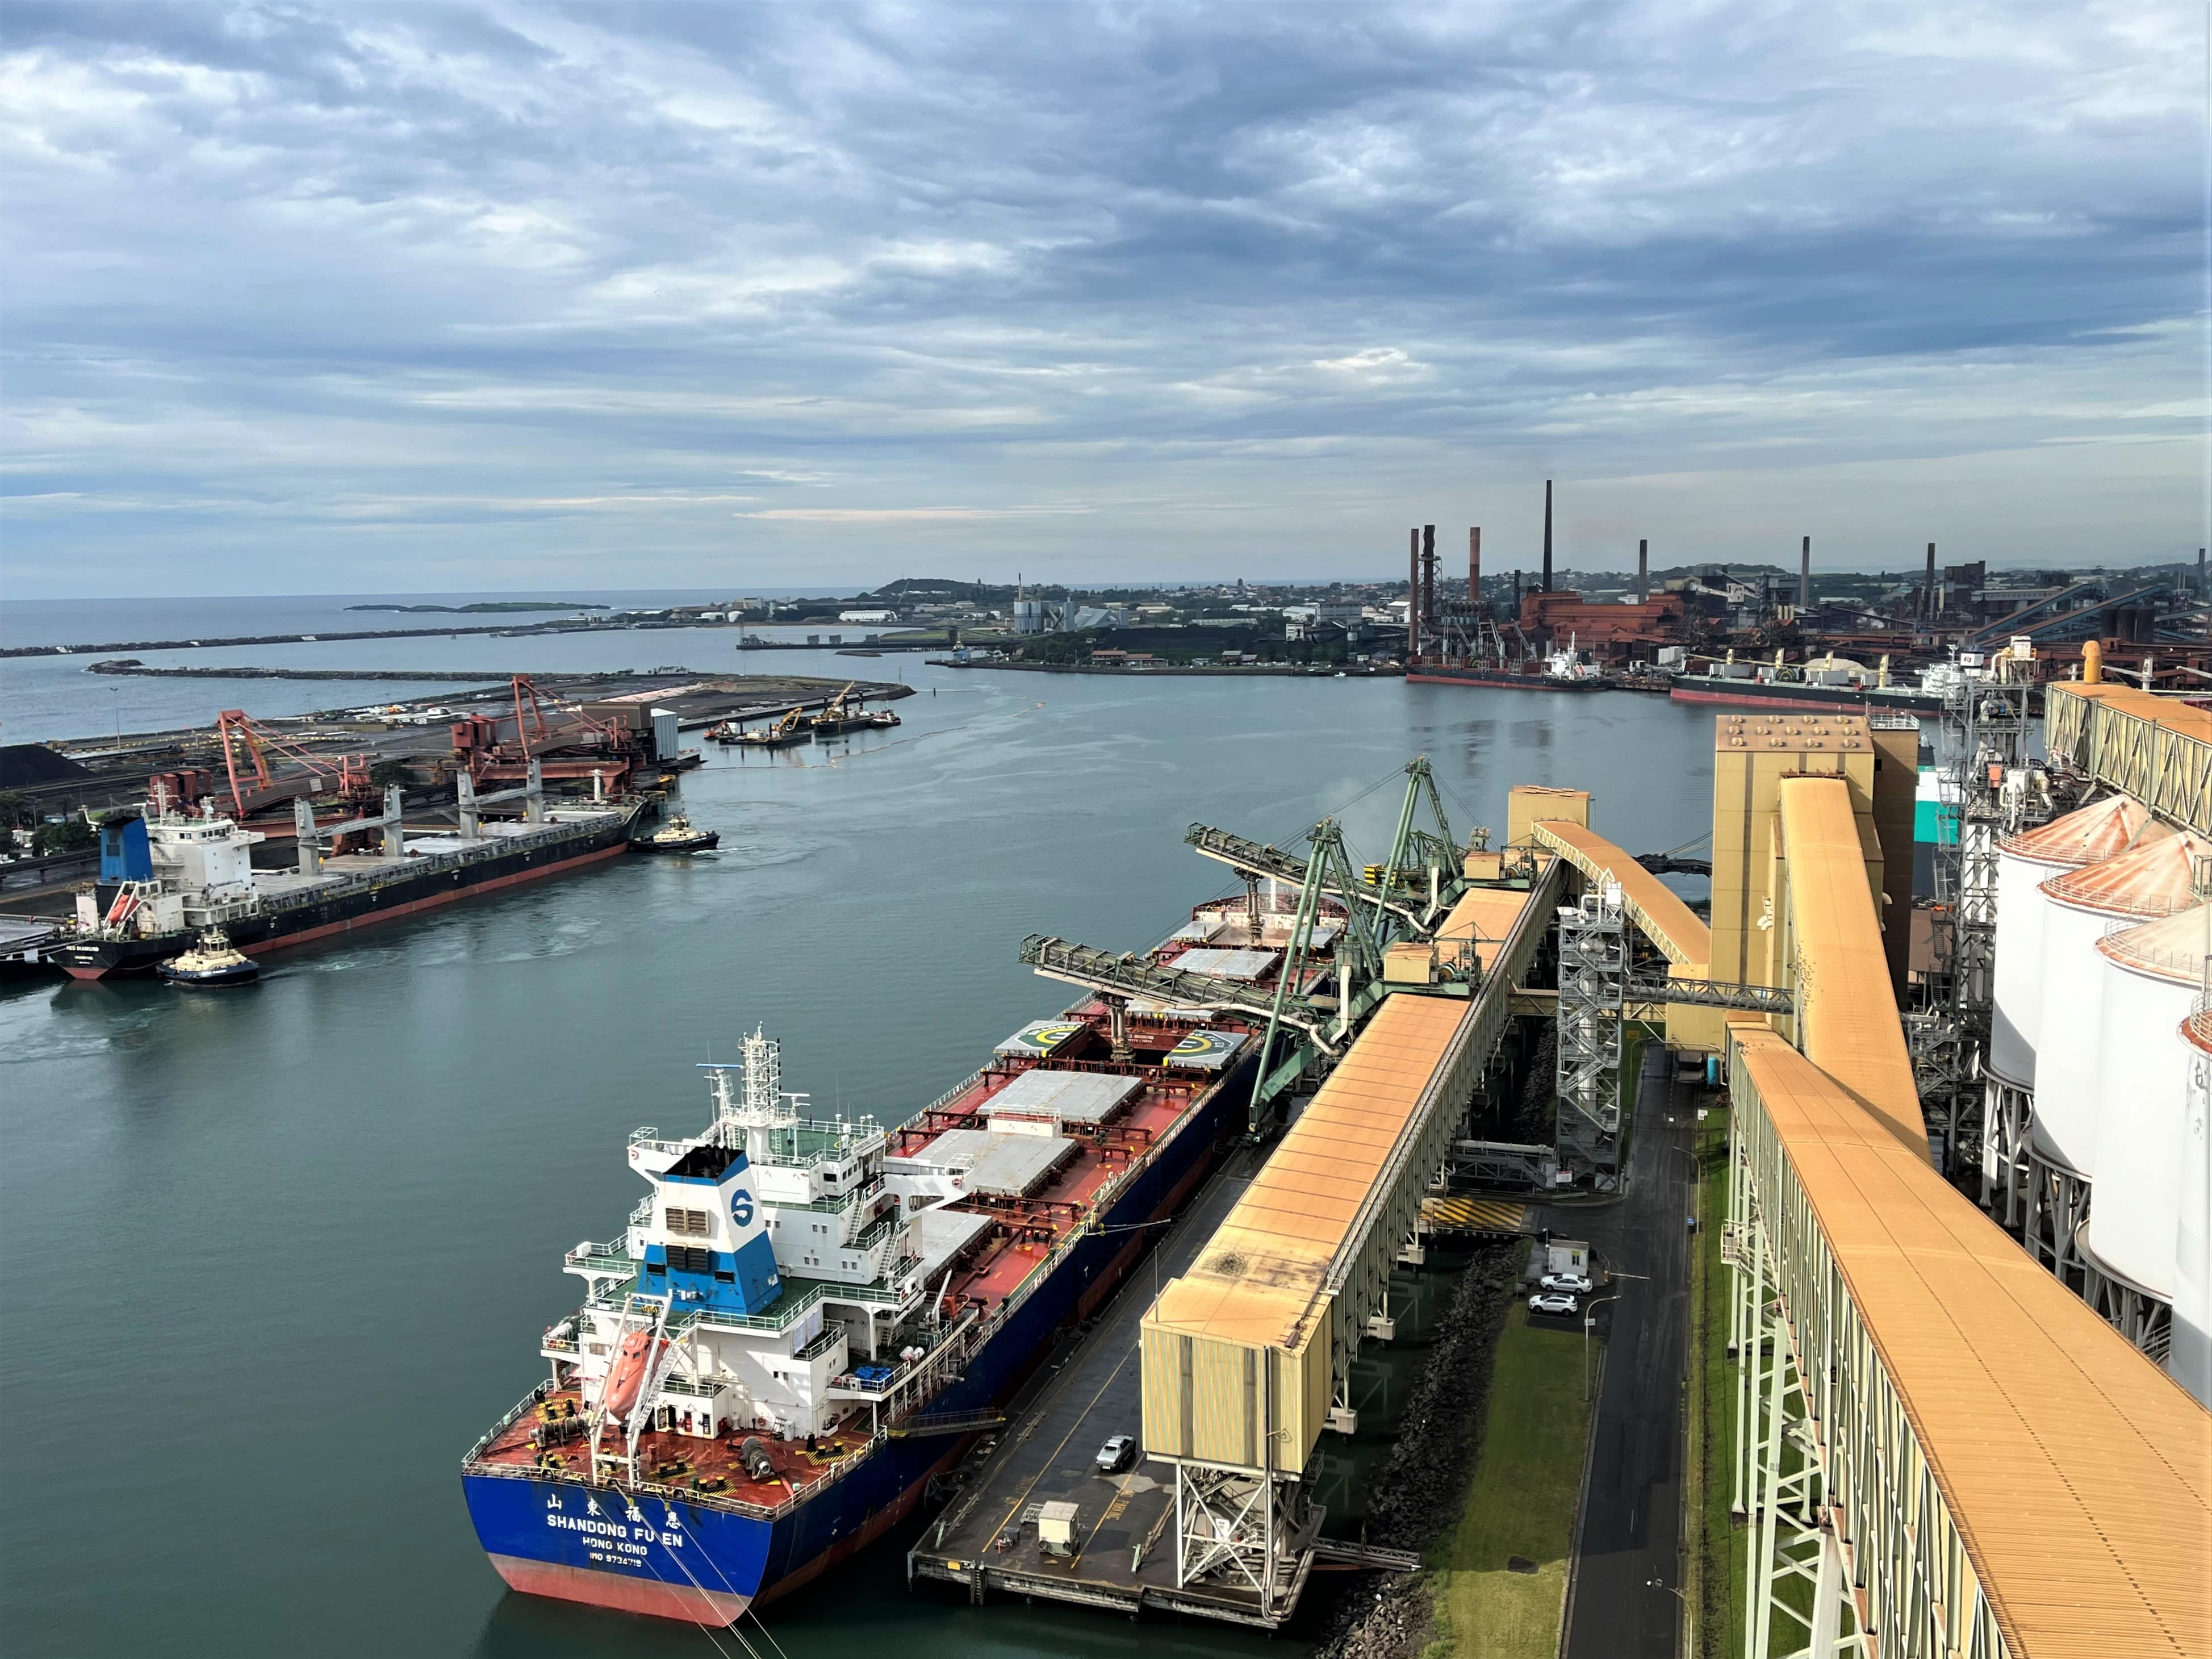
[1421,1196,1529,1235]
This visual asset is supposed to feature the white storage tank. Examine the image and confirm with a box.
[1990,796,2151,1087]
[2031,825,2201,1178]
[2077,904,2210,1311]
[2177,1011,2212,1407]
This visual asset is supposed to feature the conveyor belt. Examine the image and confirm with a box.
[1728,767,2212,1657]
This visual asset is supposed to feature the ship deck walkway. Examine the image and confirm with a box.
[906,1145,1303,1625]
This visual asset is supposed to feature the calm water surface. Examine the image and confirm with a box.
[0,632,1716,1657]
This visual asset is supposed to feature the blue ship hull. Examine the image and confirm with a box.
[463,1065,1240,1623]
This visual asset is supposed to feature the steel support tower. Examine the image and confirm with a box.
[1554,883,1626,1189]
[1914,666,2033,1180]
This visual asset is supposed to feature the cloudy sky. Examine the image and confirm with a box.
[1,2,2202,597]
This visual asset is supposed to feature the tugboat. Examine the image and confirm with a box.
[155,928,260,988]
[634,813,720,854]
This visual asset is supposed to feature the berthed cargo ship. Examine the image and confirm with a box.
[459,887,1348,1624]
[50,797,641,979]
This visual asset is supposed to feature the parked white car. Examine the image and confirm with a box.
[1527,1292,1579,1317]
[1541,1273,1595,1294]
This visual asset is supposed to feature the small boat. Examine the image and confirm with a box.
[156,929,260,988]
[634,813,720,853]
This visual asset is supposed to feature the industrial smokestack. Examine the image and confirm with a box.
[1421,524,1437,649]
[1637,538,1649,604]
[1470,526,1483,618]
[1798,536,1811,612]
[1923,542,1937,622]
[1408,528,1421,660]
[2200,545,2206,599]
[1541,479,1554,594]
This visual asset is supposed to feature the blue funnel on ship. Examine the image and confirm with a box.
[641,1142,782,1315]
[99,815,152,883]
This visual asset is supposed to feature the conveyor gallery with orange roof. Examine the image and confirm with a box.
[1131,683,2210,1656]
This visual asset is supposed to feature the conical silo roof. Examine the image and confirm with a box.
[2098,902,2212,987]
[2000,793,2153,865]
[2041,828,2206,920]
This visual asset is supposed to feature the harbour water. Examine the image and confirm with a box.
[0,605,1718,1656]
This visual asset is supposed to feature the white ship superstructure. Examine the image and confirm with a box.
[547,1030,992,1484]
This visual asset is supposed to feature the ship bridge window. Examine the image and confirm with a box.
[667,1245,711,1274]
[664,1207,711,1236]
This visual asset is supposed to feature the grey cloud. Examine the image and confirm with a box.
[0,0,2198,595]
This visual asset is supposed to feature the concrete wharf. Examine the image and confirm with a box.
[906,1147,1295,1624]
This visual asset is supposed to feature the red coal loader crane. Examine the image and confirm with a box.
[449,676,653,799]
[210,709,376,821]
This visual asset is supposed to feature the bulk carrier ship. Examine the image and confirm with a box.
[460,889,1348,1624]
[50,791,641,979]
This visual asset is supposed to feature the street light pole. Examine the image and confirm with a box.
[1582,1290,1624,1402]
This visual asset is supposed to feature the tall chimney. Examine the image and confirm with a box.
[1798,535,1811,612]
[2199,546,2206,599]
[1637,538,1649,604]
[1408,528,1421,660]
[1541,479,1554,594]
[1923,541,1937,622]
[1470,526,1483,619]
[1421,524,1437,653]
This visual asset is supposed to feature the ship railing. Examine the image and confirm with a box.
[690,1278,831,1333]
[910,1068,990,1123]
[656,1373,728,1399]
[794,1327,847,1363]
[767,1175,883,1217]
[848,1210,902,1255]
[463,1382,553,1465]
[565,1241,635,1276]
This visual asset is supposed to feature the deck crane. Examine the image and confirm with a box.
[1026,814,1406,1136]
[1187,758,1467,943]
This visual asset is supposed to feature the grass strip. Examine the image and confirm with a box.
[1688,1106,1745,1658]
[1426,1313,1594,1659]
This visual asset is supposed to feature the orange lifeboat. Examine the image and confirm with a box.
[600,1328,666,1424]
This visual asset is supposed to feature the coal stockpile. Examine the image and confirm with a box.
[1307,1239,1520,1659]
[0,744,92,788]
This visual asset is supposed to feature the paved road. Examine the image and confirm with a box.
[912,1145,1268,1612]
[1557,1044,1697,1659]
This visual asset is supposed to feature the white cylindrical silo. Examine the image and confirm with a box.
[2077,904,2210,1306]
[1991,796,2151,1087]
[2175,1011,2212,1408]
[2031,826,2200,1179]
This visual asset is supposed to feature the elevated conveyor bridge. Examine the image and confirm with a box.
[1725,768,2210,1658]
[1136,859,1561,1619]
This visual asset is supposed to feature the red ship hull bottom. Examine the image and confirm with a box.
[489,1553,750,1624]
